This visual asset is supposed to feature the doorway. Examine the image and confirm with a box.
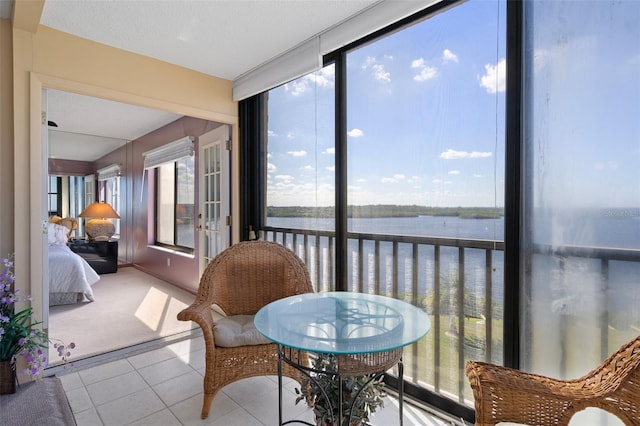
[32,84,235,366]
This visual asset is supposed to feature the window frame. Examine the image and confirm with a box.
[153,157,195,254]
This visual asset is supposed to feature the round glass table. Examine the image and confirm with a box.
[255,292,431,425]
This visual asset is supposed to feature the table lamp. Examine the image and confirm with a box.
[79,201,120,241]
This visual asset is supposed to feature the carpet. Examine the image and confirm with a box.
[48,266,199,364]
[0,377,75,426]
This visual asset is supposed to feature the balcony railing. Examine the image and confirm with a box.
[263,225,640,409]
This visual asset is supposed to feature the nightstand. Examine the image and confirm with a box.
[68,239,118,274]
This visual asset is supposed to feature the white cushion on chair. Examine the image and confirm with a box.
[213,315,273,347]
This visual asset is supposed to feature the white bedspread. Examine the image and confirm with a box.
[49,244,100,302]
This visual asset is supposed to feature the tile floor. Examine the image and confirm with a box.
[57,336,462,426]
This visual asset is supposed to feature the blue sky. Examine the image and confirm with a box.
[266,0,639,209]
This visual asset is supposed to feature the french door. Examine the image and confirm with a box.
[198,125,231,275]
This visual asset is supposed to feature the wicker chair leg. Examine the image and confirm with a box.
[201,394,215,419]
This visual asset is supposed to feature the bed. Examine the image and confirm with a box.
[48,222,100,306]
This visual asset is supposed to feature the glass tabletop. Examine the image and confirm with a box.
[254,292,431,355]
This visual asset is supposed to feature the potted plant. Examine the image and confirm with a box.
[0,254,74,394]
[295,352,387,426]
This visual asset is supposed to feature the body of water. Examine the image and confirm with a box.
[267,213,639,307]
[268,209,640,249]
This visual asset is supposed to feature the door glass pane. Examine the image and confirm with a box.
[522,5,640,424]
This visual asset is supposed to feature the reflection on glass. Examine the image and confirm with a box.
[522,7,640,423]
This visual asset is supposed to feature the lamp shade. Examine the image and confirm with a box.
[79,202,120,240]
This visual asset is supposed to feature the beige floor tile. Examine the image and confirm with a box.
[86,370,148,406]
[152,370,203,407]
[96,387,165,425]
[127,408,182,426]
[221,375,276,406]
[179,347,205,370]
[137,356,194,386]
[65,386,95,414]
[73,407,103,426]
[170,392,240,425]
[58,371,85,392]
[208,407,263,426]
[78,359,134,385]
[127,346,180,370]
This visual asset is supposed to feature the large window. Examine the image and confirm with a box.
[266,64,336,290]
[346,0,505,406]
[155,156,195,251]
[262,0,504,417]
[255,0,639,422]
[522,2,639,422]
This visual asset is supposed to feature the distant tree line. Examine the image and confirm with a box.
[267,205,504,219]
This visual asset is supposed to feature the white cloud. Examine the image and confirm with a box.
[285,80,309,97]
[287,150,307,157]
[302,165,314,171]
[267,162,276,172]
[411,58,425,68]
[363,56,377,69]
[474,173,484,178]
[372,64,391,82]
[267,130,276,137]
[479,58,506,93]
[275,174,294,182]
[448,170,461,175]
[348,128,364,138]
[533,48,551,72]
[442,49,458,63]
[287,132,295,139]
[325,147,335,154]
[412,57,438,82]
[432,179,443,183]
[440,149,492,159]
[284,66,335,96]
[380,174,405,183]
[326,166,335,172]
[362,56,391,82]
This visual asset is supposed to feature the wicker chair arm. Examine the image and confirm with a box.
[467,361,613,399]
[178,302,215,346]
[466,361,579,426]
[467,361,567,395]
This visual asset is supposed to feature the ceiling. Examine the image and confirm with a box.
[1,0,379,161]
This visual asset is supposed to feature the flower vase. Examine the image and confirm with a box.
[0,360,16,394]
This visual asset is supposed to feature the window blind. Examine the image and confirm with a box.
[142,136,194,170]
[97,164,121,181]
[232,0,439,101]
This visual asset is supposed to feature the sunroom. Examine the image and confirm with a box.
[7,0,639,424]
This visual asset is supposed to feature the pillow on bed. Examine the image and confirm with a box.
[48,223,69,245]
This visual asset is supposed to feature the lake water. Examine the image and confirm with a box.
[267,212,639,300]
[268,209,640,249]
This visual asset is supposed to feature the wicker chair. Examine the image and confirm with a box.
[465,335,640,426]
[177,240,314,419]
